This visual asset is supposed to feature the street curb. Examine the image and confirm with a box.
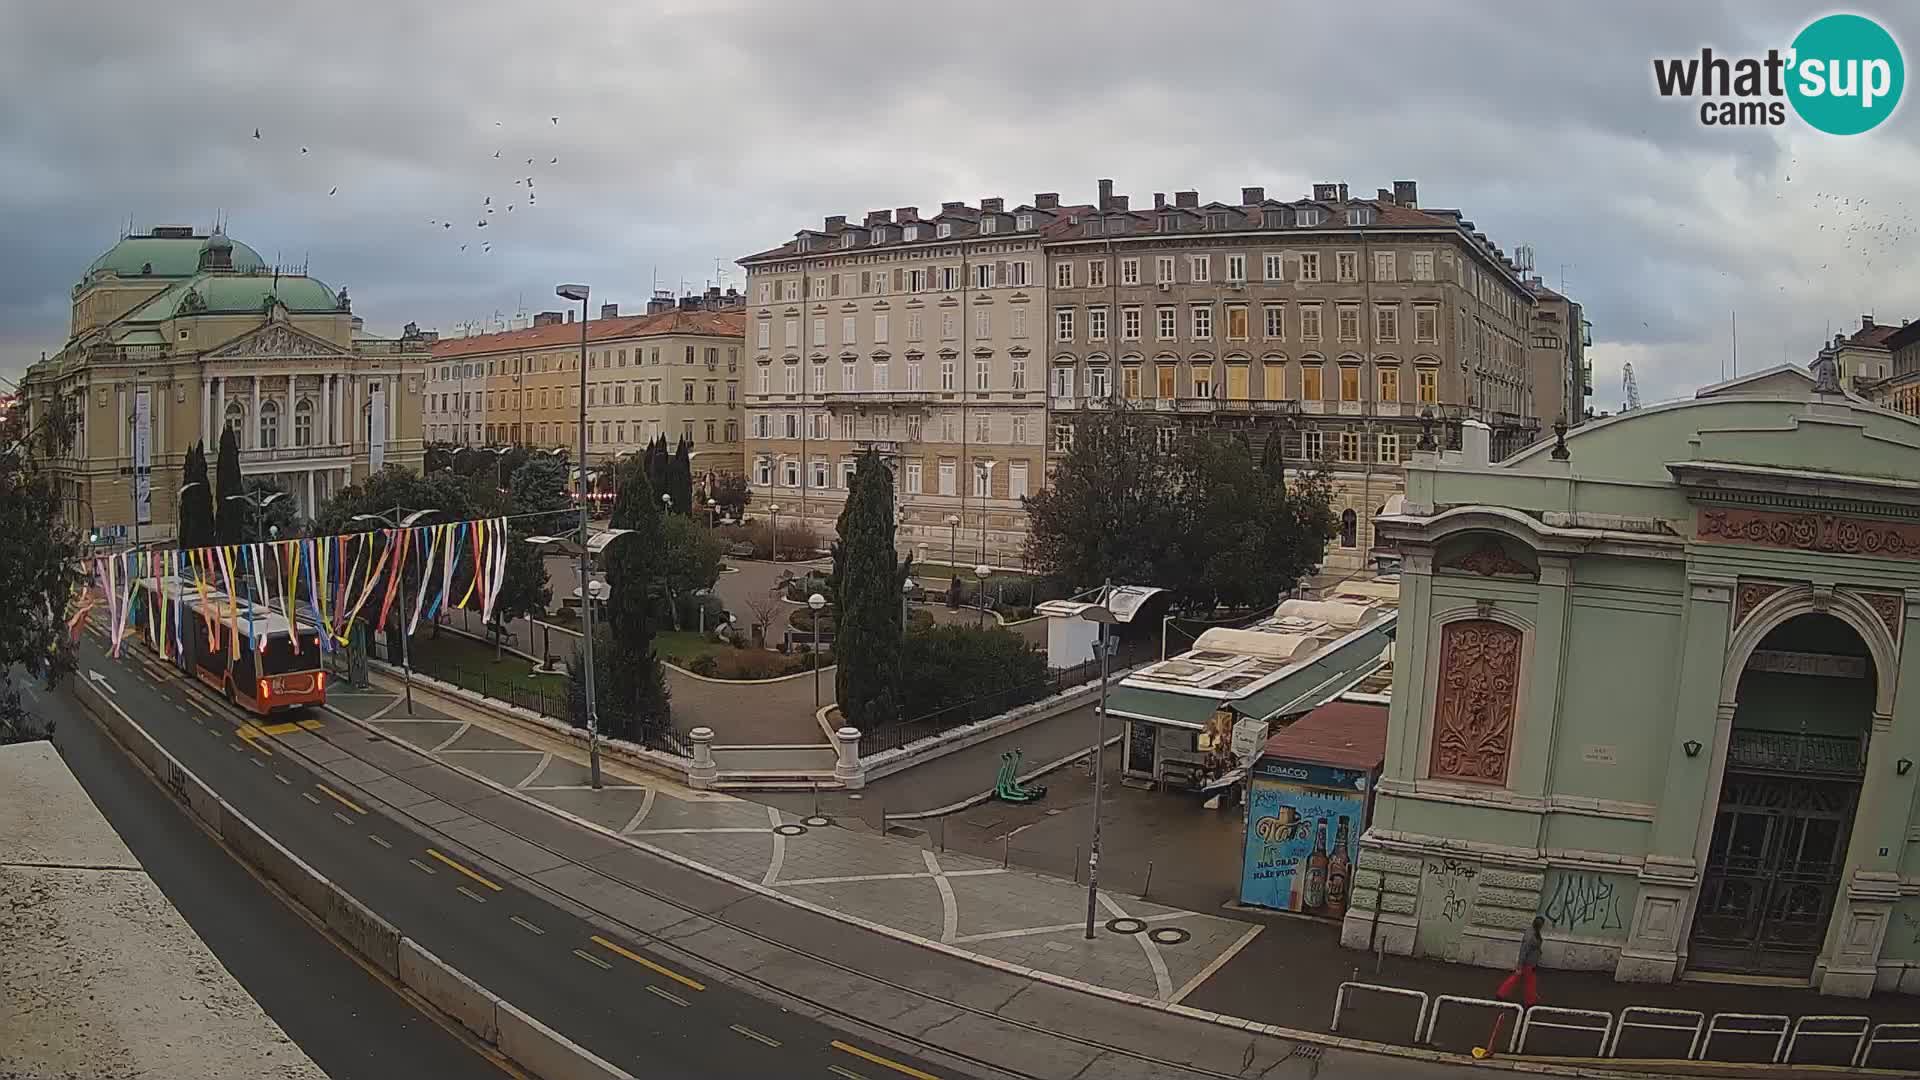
[882,733,1123,822]
[321,701,1705,1079]
[71,678,638,1080]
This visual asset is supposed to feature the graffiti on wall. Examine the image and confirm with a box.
[1539,868,1635,939]
[1427,859,1478,923]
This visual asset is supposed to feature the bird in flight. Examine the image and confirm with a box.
[550,157,558,164]
[329,186,338,196]
[494,150,501,159]
[301,146,309,154]
[551,116,559,125]
[253,128,261,139]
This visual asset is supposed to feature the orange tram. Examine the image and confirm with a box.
[136,575,328,715]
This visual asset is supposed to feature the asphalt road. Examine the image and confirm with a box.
[66,632,967,1080]
[29,676,501,1080]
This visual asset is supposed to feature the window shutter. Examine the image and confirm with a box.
[859,271,870,293]
[994,260,1007,285]
[893,268,905,291]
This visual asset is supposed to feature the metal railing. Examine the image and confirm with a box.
[858,650,1135,757]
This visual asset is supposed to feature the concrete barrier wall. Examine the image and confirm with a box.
[497,1000,635,1080]
[710,744,837,772]
[323,887,401,979]
[75,679,636,1080]
[400,939,500,1044]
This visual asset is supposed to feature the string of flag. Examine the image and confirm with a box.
[80,517,513,659]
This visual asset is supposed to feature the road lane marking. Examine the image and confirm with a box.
[229,741,248,754]
[187,700,213,718]
[571,949,612,970]
[301,791,322,805]
[827,1067,871,1080]
[315,783,366,815]
[274,773,292,785]
[369,834,392,849]
[408,858,437,875]
[250,758,264,768]
[831,1042,942,1080]
[729,1024,781,1048]
[426,849,502,891]
[455,885,487,904]
[590,934,706,992]
[509,915,546,936]
[332,811,354,826]
[235,727,274,757]
[643,985,688,1007]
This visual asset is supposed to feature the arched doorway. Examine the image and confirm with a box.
[1690,612,1875,977]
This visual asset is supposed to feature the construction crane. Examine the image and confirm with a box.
[1622,363,1642,411]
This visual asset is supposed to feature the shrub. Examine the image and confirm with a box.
[686,655,720,677]
[782,571,833,603]
[716,519,824,561]
[897,624,1047,718]
[787,605,835,634]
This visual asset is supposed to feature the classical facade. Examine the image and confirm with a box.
[1342,362,1920,997]
[427,306,743,475]
[1045,180,1551,574]
[738,196,1077,563]
[1865,317,1920,419]
[21,226,429,538]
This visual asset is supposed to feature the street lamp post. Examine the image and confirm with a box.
[1080,580,1118,940]
[224,489,286,547]
[707,498,718,530]
[901,576,916,639]
[662,492,672,514]
[975,563,990,627]
[768,503,781,562]
[557,282,602,790]
[351,507,435,716]
[808,592,826,708]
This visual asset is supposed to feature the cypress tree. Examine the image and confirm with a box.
[832,450,909,730]
[669,435,693,516]
[214,426,244,543]
[178,441,216,548]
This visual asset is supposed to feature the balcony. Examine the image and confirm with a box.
[240,442,351,465]
[818,390,934,408]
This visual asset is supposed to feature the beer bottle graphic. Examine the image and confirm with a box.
[1326,816,1352,918]
[1303,818,1330,912]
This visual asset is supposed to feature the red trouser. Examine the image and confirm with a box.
[1496,964,1539,1008]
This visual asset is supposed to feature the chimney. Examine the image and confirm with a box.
[941,201,965,213]
[896,206,919,223]
[1377,188,1393,203]
[1862,314,1875,331]
[1241,186,1264,205]
[825,214,846,230]
[1393,180,1418,208]
[1098,178,1114,211]
[600,303,619,320]
[1153,193,1167,210]
[680,296,698,311]
[872,209,892,224]
[1111,194,1129,211]
[981,197,1004,213]
[648,289,674,314]
[1034,192,1059,210]
[566,310,575,324]
[1461,420,1492,467]
[1313,183,1339,201]
[1175,190,1199,209]
[533,311,563,327]
[1337,183,1349,201]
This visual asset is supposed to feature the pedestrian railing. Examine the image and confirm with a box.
[1330,982,1902,1068]
[857,655,1116,756]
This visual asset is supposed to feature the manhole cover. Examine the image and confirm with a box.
[1148,927,1191,946]
[802,815,832,827]
[772,823,808,836]
[1105,917,1147,935]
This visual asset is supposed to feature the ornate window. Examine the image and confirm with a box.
[294,398,313,447]
[1429,619,1522,786]
[224,398,245,437]
[258,400,280,448]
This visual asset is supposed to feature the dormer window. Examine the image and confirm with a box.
[870,229,885,245]
[841,233,856,249]
[797,236,812,253]
[1015,213,1033,231]
[1157,215,1178,233]
[904,224,920,242]
[1207,212,1230,230]
[1262,210,1288,228]
[1298,207,1326,227]
[980,217,998,234]
[1347,207,1376,226]
[937,222,952,238]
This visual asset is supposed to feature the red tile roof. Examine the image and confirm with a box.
[431,310,743,359]
[1843,321,1901,349]
[1258,700,1388,772]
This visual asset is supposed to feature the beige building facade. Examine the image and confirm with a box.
[21,226,429,540]
[739,195,1079,564]
[1045,180,1548,573]
[1526,280,1590,428]
[428,307,744,477]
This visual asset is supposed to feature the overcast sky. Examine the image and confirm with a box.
[4,0,1917,407]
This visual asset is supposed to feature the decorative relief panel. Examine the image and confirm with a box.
[1734,580,1787,627]
[1857,590,1904,645]
[1700,508,1920,561]
[1429,619,1522,786]
[1438,538,1537,579]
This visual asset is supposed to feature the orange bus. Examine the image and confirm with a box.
[138,575,328,715]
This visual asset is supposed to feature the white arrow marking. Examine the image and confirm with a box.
[87,669,118,696]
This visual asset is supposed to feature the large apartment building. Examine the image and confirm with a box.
[1526,279,1591,426]
[427,305,745,476]
[1046,179,1550,572]
[21,225,430,538]
[738,195,1082,564]
[741,179,1565,572]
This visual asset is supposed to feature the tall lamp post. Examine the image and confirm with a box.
[351,507,435,716]
[975,563,990,627]
[557,282,602,790]
[808,592,826,707]
[706,497,718,530]
[224,489,286,546]
[1075,582,1164,939]
[901,576,916,639]
[768,503,781,562]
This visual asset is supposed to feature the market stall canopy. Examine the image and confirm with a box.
[1258,700,1389,774]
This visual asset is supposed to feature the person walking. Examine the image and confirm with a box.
[1476,915,1545,1058]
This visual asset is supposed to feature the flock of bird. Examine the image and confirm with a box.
[255,116,566,256]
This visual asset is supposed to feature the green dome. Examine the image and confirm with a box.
[85,232,267,280]
[127,272,342,322]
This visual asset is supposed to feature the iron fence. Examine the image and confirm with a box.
[858,643,1149,757]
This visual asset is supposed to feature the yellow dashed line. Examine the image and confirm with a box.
[590,934,706,992]
[831,1042,942,1080]
[426,849,501,891]
[315,784,365,815]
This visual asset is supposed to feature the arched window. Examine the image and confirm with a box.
[224,398,245,437]
[294,398,313,447]
[258,400,279,449]
[1340,508,1358,548]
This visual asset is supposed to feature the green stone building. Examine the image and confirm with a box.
[1341,363,1920,997]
